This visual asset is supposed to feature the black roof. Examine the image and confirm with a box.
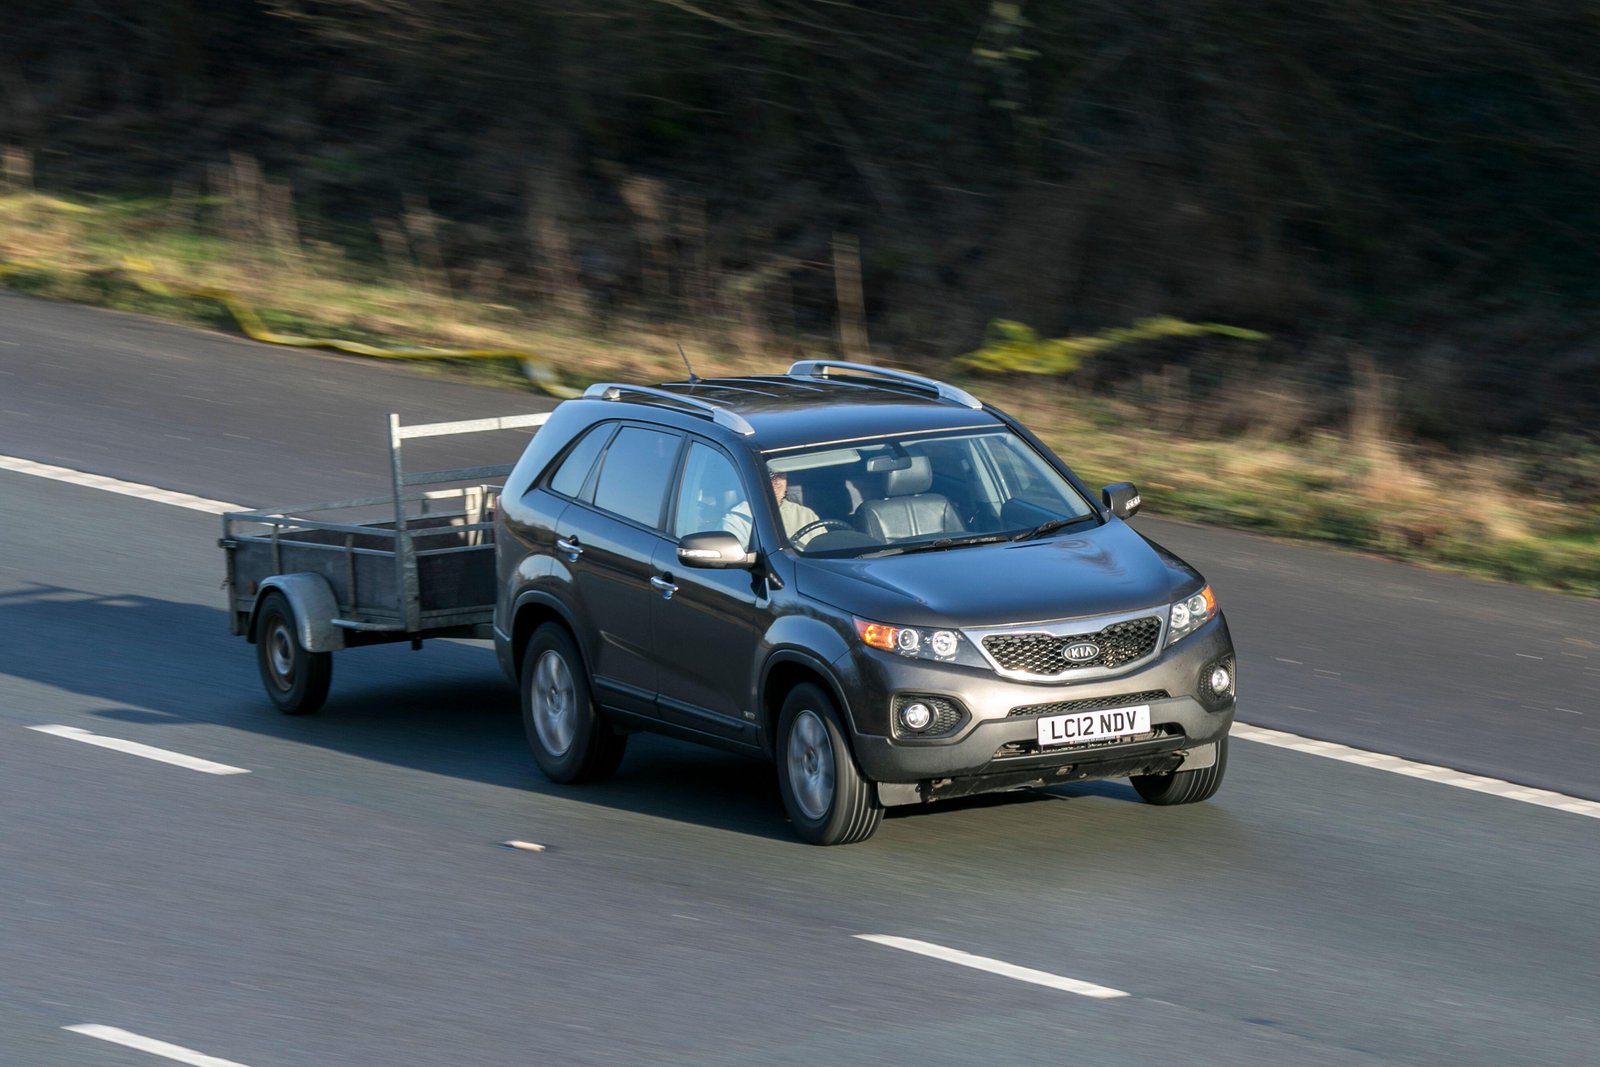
[599,374,1003,452]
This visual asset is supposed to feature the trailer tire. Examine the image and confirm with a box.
[255,591,333,715]
[521,623,626,783]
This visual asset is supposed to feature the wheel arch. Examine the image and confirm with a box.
[510,590,585,683]
[759,651,856,758]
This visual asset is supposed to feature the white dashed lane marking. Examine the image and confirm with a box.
[28,725,250,776]
[64,1025,250,1066]
[856,935,1129,999]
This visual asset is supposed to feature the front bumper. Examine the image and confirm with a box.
[836,613,1236,799]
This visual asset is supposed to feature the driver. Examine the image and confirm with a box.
[723,468,824,549]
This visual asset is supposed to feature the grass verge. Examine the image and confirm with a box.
[2,189,1596,596]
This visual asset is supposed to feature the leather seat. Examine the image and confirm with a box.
[856,456,967,541]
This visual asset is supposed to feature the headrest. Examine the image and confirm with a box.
[883,454,932,496]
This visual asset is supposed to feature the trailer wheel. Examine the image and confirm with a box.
[255,590,333,715]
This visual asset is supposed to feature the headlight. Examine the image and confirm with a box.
[1166,585,1217,645]
[854,618,990,669]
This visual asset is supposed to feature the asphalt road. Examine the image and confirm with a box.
[2,293,1597,1066]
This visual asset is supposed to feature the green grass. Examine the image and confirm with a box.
[3,189,1597,597]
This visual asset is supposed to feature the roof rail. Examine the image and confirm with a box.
[583,383,756,436]
[786,360,982,410]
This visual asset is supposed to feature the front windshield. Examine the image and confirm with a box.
[764,429,1096,557]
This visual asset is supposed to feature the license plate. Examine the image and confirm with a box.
[1036,704,1151,747]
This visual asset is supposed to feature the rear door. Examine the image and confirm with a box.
[556,423,683,716]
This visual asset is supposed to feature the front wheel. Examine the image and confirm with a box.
[776,684,882,845]
[254,591,332,715]
[1131,735,1228,805]
[521,623,626,784]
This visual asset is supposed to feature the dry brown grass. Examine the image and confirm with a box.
[1,189,1595,594]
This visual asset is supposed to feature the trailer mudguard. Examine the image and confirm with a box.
[252,573,347,652]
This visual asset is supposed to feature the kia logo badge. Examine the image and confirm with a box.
[1063,641,1100,663]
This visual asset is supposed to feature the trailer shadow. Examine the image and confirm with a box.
[0,584,773,840]
[1,583,1148,845]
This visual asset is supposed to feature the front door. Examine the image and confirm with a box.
[650,439,770,743]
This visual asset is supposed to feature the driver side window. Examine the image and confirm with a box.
[672,442,752,549]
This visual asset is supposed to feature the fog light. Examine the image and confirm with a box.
[899,702,933,731]
[1209,665,1233,694]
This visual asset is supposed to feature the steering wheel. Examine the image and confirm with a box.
[791,518,854,541]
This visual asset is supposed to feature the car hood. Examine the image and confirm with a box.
[796,520,1190,628]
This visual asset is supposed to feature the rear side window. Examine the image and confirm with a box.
[548,424,615,499]
[592,426,682,528]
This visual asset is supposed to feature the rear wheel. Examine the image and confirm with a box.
[254,591,332,715]
[1131,735,1228,805]
[776,684,882,845]
[521,623,626,784]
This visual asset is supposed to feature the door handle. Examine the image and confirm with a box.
[650,574,678,600]
[555,536,583,561]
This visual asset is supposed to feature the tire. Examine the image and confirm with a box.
[776,683,883,845]
[1131,734,1229,805]
[254,591,332,715]
[520,623,626,784]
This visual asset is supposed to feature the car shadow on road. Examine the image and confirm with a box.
[0,583,792,841]
[3,583,1192,845]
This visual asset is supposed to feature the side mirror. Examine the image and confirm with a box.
[1102,482,1142,519]
[677,531,755,569]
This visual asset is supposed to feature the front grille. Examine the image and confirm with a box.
[1007,690,1169,718]
[982,616,1162,676]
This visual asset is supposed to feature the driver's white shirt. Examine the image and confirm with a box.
[722,496,822,549]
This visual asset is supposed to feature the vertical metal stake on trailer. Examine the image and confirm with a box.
[388,413,423,634]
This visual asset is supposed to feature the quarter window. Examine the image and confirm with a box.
[547,423,615,499]
[592,426,682,528]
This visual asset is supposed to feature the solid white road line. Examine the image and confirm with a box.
[63,1025,249,1067]
[0,453,240,513]
[7,450,1597,821]
[28,725,250,776]
[855,935,1129,999]
[1233,722,1600,819]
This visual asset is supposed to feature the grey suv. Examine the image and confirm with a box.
[494,362,1236,844]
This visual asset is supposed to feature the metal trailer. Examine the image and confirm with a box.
[221,411,548,714]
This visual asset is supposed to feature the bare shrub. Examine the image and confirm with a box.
[1208,374,1316,443]
[612,169,670,310]
[208,154,301,261]
[525,166,589,318]
[2,146,32,191]
[833,233,869,359]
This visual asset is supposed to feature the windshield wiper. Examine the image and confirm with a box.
[1011,516,1090,542]
[863,533,1012,557]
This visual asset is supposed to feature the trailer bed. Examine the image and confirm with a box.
[221,411,548,712]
